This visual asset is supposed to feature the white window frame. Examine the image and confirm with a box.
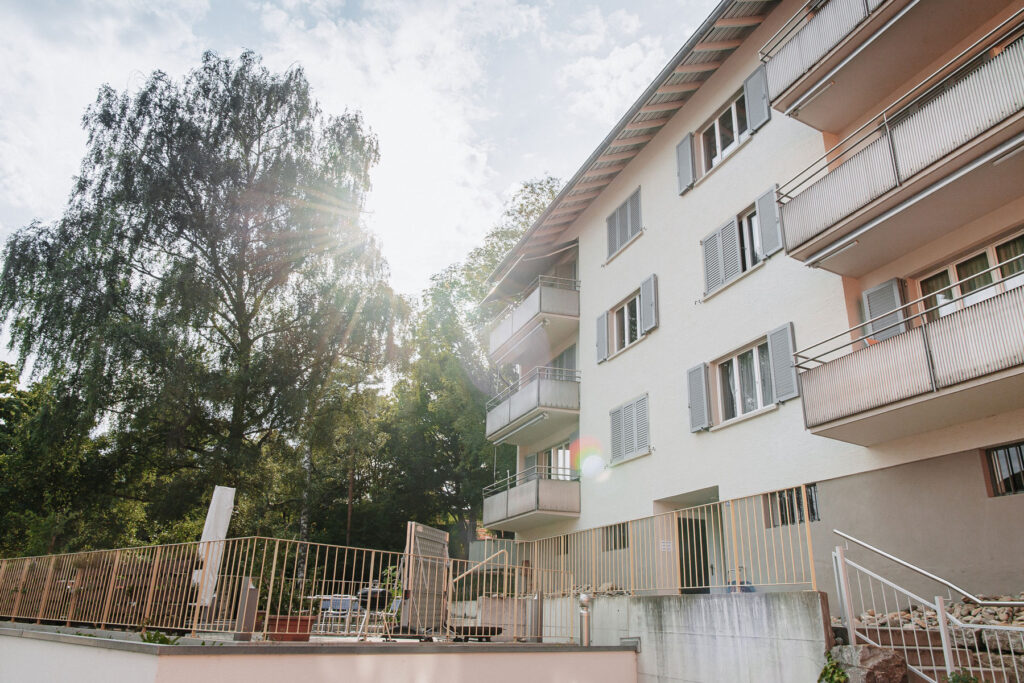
[534,439,574,480]
[715,339,773,424]
[739,207,762,272]
[701,92,749,173]
[916,229,1024,321]
[610,291,642,354]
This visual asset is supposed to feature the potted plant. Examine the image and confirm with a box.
[258,587,319,642]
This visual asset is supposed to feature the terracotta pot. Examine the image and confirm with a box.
[263,614,316,642]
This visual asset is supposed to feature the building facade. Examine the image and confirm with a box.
[480,0,1024,603]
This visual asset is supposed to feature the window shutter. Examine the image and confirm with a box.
[766,322,799,403]
[702,229,723,296]
[596,312,609,363]
[676,133,695,195]
[635,395,649,454]
[628,189,641,237]
[610,406,624,461]
[720,218,742,283]
[622,400,636,457]
[744,65,771,132]
[756,186,783,257]
[687,364,711,432]
[607,214,618,258]
[862,279,906,341]
[616,203,629,247]
[639,274,658,335]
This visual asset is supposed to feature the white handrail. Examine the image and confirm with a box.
[834,529,1024,606]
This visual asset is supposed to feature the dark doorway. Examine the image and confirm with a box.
[678,517,710,594]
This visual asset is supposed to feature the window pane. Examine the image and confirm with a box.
[988,443,1024,496]
[736,95,748,133]
[702,127,717,170]
[920,271,955,322]
[997,235,1024,290]
[956,252,994,306]
[738,349,758,414]
[627,297,639,343]
[718,108,735,150]
[719,360,737,421]
[615,307,626,351]
[744,212,761,268]
[758,343,773,405]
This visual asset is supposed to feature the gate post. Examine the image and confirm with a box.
[835,545,857,645]
[935,596,955,677]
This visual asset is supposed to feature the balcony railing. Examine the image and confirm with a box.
[779,14,1024,252]
[487,276,580,359]
[795,255,1024,429]
[485,367,581,440]
[482,466,581,529]
[761,0,887,101]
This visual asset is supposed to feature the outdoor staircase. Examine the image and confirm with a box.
[859,626,1016,683]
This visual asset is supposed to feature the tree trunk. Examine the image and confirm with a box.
[346,453,355,546]
[296,444,312,580]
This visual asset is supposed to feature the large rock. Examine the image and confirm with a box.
[830,644,908,683]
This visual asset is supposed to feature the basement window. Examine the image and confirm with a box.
[986,441,1024,497]
[765,484,819,527]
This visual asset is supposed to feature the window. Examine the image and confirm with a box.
[610,394,650,462]
[702,189,781,298]
[549,345,577,380]
[531,438,575,480]
[701,93,749,173]
[739,208,762,271]
[602,522,629,551]
[765,485,820,527]
[612,293,641,353]
[717,341,773,422]
[918,231,1024,322]
[606,189,642,258]
[597,275,657,362]
[986,441,1024,497]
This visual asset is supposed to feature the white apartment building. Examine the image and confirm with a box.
[480,0,1024,601]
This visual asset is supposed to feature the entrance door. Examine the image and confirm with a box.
[678,517,710,594]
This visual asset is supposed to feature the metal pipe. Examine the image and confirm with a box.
[579,593,592,647]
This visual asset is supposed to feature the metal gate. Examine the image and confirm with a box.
[401,522,449,634]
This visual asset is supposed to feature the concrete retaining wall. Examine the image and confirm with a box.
[546,591,829,682]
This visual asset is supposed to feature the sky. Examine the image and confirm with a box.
[0,0,718,298]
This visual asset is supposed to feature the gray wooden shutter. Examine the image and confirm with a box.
[607,214,618,258]
[596,312,609,363]
[766,322,799,403]
[639,274,658,335]
[720,218,742,283]
[628,189,641,238]
[676,133,695,195]
[622,400,636,457]
[862,279,906,341]
[610,406,623,461]
[635,395,649,454]
[744,65,771,132]
[756,186,783,257]
[702,229,722,296]
[687,364,711,432]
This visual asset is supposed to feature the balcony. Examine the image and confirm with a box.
[488,276,580,365]
[795,264,1024,446]
[761,0,1011,132]
[485,367,580,446]
[482,467,581,532]
[779,19,1024,277]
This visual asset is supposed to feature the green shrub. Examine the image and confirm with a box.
[819,652,849,683]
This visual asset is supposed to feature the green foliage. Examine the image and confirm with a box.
[140,630,181,645]
[818,651,849,683]
[0,51,401,551]
[944,672,980,683]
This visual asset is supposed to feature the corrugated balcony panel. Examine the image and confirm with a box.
[766,0,868,100]
[488,285,579,361]
[485,398,511,436]
[927,285,1024,389]
[892,37,1024,179]
[801,327,932,427]
[782,134,897,250]
[483,490,508,527]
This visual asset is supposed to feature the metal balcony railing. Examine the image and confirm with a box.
[778,13,1024,251]
[794,254,1024,427]
[483,466,581,497]
[485,367,581,438]
[760,0,887,101]
[487,276,580,358]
